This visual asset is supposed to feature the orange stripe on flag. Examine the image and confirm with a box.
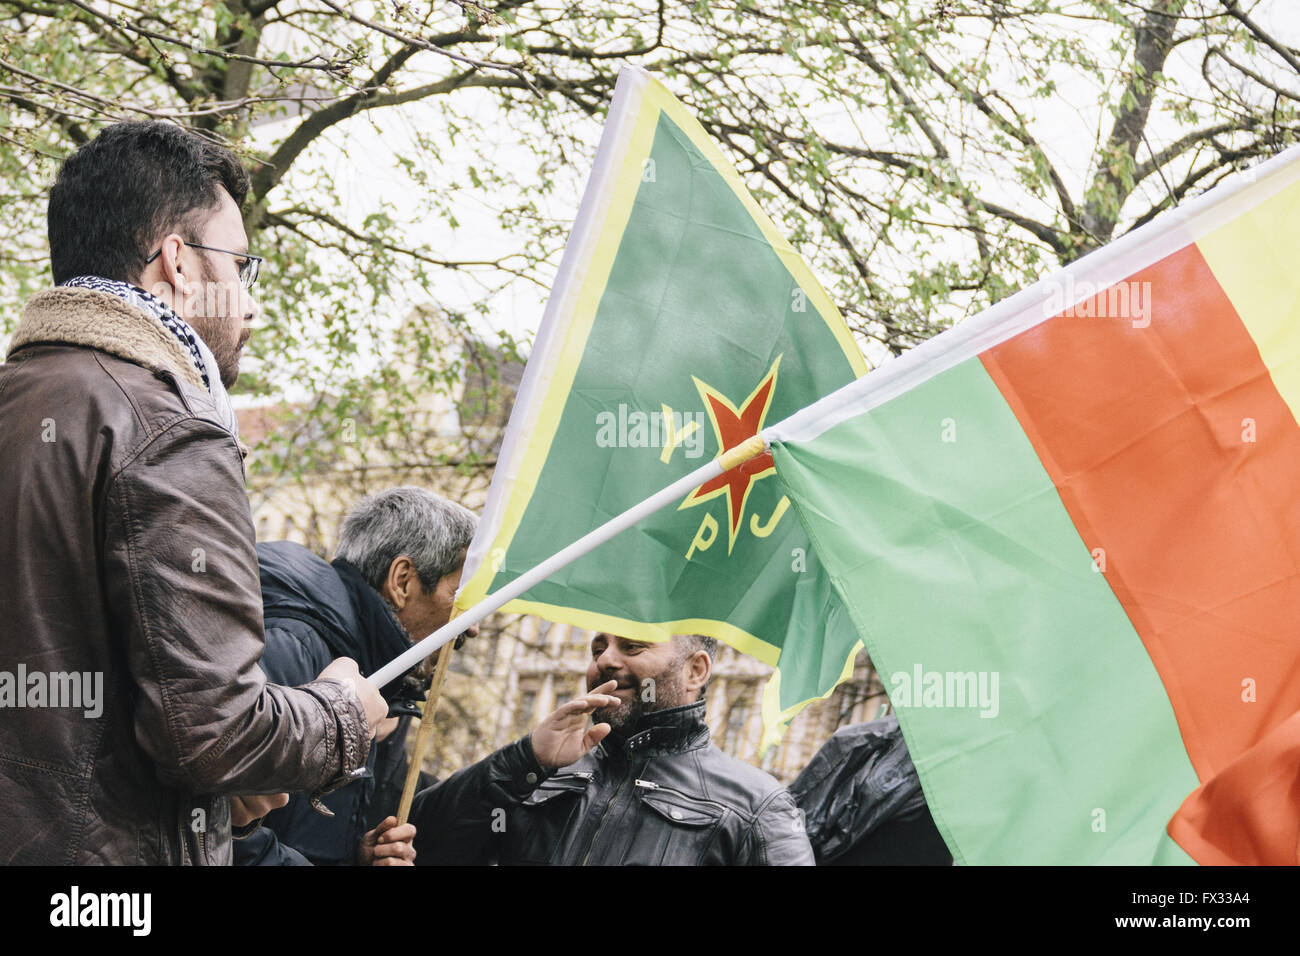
[1166,708,1300,865]
[981,243,1300,782]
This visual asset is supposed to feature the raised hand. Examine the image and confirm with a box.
[530,680,620,771]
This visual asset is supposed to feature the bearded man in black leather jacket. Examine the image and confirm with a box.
[410,631,814,865]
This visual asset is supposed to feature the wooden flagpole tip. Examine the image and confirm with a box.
[716,434,767,471]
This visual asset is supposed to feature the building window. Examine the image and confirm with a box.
[480,633,499,679]
[722,696,752,755]
[515,689,537,736]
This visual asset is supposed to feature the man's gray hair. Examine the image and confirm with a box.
[334,487,478,592]
[675,633,718,697]
[675,633,718,660]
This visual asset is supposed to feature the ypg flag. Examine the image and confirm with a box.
[457,67,868,746]
[767,144,1300,863]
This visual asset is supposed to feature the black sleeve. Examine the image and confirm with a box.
[409,736,549,865]
[260,619,334,687]
[231,822,314,866]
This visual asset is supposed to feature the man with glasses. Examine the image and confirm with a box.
[0,121,386,864]
[140,238,262,382]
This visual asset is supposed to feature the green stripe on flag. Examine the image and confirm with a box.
[1152,830,1198,866]
[771,357,1200,864]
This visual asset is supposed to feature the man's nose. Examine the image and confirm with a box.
[241,286,260,324]
[594,643,624,671]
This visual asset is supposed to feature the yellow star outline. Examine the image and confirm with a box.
[679,355,782,553]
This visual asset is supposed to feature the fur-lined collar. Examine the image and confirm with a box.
[7,286,207,391]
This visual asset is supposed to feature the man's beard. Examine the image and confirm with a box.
[591,662,689,731]
[189,312,244,388]
[180,262,244,387]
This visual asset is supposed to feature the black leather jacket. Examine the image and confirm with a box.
[410,699,814,865]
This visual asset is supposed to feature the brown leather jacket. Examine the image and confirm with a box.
[0,287,372,865]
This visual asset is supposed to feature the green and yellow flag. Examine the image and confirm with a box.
[457,66,867,746]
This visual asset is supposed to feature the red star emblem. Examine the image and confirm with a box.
[680,355,781,552]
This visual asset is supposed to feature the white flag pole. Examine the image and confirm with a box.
[367,434,769,690]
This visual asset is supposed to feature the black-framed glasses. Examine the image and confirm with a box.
[144,241,262,290]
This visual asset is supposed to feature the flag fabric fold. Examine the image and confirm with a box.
[768,144,1300,864]
[457,66,868,747]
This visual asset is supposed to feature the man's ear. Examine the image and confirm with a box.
[140,232,189,301]
[159,233,187,282]
[383,556,416,611]
[686,649,711,695]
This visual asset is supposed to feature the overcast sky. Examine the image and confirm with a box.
[246,1,1298,392]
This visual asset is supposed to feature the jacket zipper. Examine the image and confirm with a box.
[176,813,189,866]
[196,806,208,865]
[581,774,627,865]
[634,779,730,815]
[178,799,207,865]
[538,770,593,790]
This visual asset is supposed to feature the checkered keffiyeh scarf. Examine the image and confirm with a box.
[60,275,239,438]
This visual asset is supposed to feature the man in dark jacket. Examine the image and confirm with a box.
[790,713,952,865]
[410,631,814,865]
[0,122,385,865]
[236,487,477,866]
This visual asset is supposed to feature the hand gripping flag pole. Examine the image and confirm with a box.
[380,434,770,824]
[394,639,455,826]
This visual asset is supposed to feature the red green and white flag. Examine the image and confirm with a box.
[768,146,1300,864]
[457,67,868,747]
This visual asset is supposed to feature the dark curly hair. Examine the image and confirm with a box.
[47,121,249,285]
